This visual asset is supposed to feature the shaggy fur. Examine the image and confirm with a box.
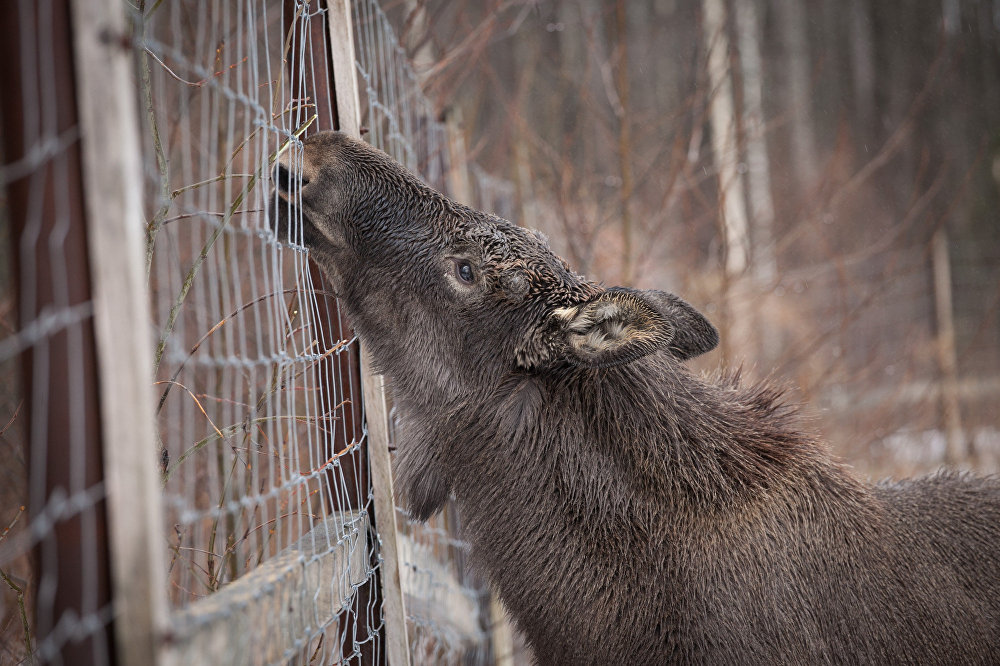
[273,131,1000,665]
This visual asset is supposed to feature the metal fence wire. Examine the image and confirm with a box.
[140,0,383,663]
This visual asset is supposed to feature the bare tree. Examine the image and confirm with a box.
[774,0,819,193]
[702,0,752,363]
[735,0,776,286]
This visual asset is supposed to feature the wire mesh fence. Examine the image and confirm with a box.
[1,0,515,663]
[139,0,383,662]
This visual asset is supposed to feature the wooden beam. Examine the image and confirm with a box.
[67,0,171,663]
[326,0,363,138]
[161,512,370,666]
[326,2,411,663]
[359,353,411,666]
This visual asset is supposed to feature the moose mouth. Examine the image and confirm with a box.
[269,162,347,296]
[270,162,314,247]
[273,162,308,201]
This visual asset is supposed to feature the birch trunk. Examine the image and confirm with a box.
[849,0,876,143]
[702,0,752,364]
[775,0,819,191]
[735,0,776,285]
[614,0,635,286]
[933,229,968,465]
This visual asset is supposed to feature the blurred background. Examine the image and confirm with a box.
[381,0,1000,478]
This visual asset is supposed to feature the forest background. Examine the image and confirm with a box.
[379,0,1000,476]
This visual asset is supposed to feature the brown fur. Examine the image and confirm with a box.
[272,132,1000,665]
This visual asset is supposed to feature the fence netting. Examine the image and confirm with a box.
[0,0,515,663]
[140,0,380,662]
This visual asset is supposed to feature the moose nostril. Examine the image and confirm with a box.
[273,163,291,194]
[273,163,309,196]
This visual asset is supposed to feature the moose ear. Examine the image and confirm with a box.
[637,289,719,360]
[553,289,673,367]
[553,288,718,367]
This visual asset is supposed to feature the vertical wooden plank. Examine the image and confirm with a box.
[326,3,412,664]
[490,597,515,666]
[326,0,363,137]
[359,352,411,666]
[68,1,171,663]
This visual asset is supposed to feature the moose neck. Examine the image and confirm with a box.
[439,356,867,526]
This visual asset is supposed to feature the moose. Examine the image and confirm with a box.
[273,131,1000,665]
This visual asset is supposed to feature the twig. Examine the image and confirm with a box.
[151,114,316,376]
[170,173,256,199]
[0,567,33,665]
[139,0,172,282]
[0,506,25,544]
[143,47,249,89]
[154,287,336,415]
[0,401,22,439]
[153,380,225,440]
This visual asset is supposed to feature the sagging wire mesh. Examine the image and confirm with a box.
[138,1,380,662]
[0,2,115,664]
[352,0,514,662]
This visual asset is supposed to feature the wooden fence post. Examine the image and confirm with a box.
[0,3,113,663]
[68,0,171,663]
[326,2,412,664]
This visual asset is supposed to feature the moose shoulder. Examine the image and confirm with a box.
[272,131,1000,665]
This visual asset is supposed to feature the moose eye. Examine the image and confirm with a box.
[454,260,475,284]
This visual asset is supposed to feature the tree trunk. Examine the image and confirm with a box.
[849,0,876,144]
[614,0,635,286]
[775,0,819,192]
[933,229,967,465]
[702,0,752,364]
[735,0,776,285]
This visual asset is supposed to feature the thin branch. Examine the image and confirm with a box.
[151,114,315,375]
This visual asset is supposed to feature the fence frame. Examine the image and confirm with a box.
[67,1,173,664]
[134,0,411,662]
[140,0,411,662]
[324,2,412,664]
